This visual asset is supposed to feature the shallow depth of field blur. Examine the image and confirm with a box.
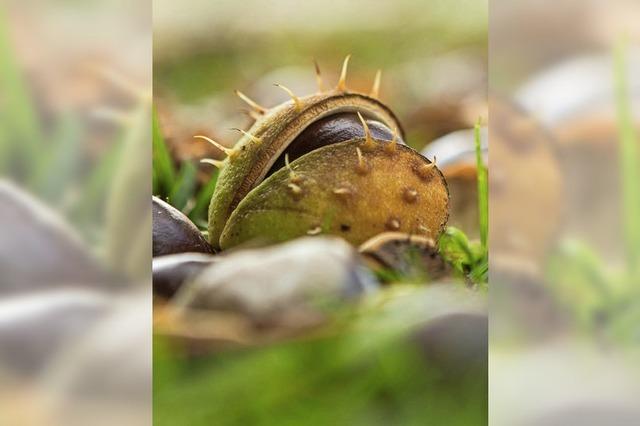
[153,0,488,425]
[490,0,640,424]
[0,1,151,425]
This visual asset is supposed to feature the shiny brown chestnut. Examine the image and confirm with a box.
[152,252,218,299]
[265,112,403,177]
[152,196,214,257]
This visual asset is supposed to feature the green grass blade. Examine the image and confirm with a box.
[168,161,198,212]
[104,102,151,279]
[71,136,125,234]
[0,113,9,172]
[0,5,42,174]
[469,258,488,287]
[31,112,82,203]
[613,37,640,278]
[152,107,176,196]
[439,226,475,276]
[474,118,488,253]
[189,169,218,226]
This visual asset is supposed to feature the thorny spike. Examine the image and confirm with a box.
[307,226,322,236]
[337,54,351,92]
[194,135,238,160]
[231,128,262,144]
[274,84,302,111]
[333,187,353,200]
[285,153,302,183]
[355,147,368,175]
[416,158,437,179]
[287,182,303,200]
[234,90,267,115]
[369,69,382,99]
[333,187,352,196]
[384,127,399,154]
[288,183,302,193]
[403,187,418,203]
[357,112,375,150]
[385,217,401,231]
[313,59,324,93]
[200,158,225,169]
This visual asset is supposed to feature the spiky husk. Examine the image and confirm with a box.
[207,92,405,248]
[219,137,449,249]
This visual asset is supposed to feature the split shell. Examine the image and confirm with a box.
[208,92,404,249]
[219,137,449,249]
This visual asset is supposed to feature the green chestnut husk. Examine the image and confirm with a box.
[204,59,451,250]
[219,137,449,249]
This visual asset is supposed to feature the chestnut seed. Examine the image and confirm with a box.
[153,253,218,299]
[153,197,214,257]
[265,112,403,177]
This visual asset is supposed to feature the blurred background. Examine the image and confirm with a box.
[0,0,151,424]
[489,0,640,424]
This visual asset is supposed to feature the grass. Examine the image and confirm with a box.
[439,118,488,286]
[152,107,218,228]
[154,336,485,426]
[475,118,489,253]
[0,6,41,173]
[154,287,487,426]
[545,38,640,343]
[0,6,150,277]
[152,106,176,196]
[614,36,640,280]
